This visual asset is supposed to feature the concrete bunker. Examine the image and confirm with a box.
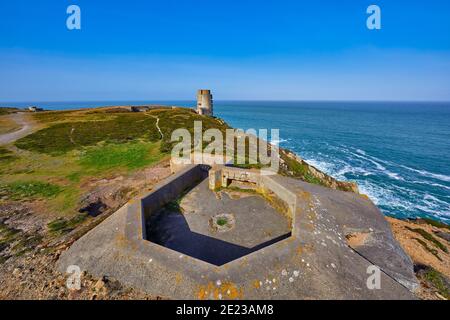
[58,160,418,299]
[143,165,295,266]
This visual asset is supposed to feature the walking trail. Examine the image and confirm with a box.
[147,114,164,139]
[0,113,39,145]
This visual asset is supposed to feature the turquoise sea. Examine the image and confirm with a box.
[3,100,450,223]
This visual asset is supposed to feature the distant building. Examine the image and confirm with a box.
[196,89,213,116]
[129,106,150,112]
[28,106,43,112]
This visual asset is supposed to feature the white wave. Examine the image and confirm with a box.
[412,180,450,191]
[347,150,386,170]
[347,146,398,168]
[415,205,443,215]
[305,156,375,180]
[295,147,450,222]
[270,138,288,146]
[347,150,405,181]
[350,149,445,184]
[304,158,335,175]
[334,165,355,177]
[385,171,404,181]
[401,165,450,183]
[423,193,450,208]
[358,181,413,210]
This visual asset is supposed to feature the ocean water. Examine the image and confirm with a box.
[2,100,450,223]
[214,101,450,224]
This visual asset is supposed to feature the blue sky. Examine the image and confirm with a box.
[1,0,450,102]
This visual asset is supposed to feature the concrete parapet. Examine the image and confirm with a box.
[207,166,297,224]
[208,166,223,190]
[58,162,417,299]
[142,164,207,218]
[260,175,297,222]
[170,152,233,174]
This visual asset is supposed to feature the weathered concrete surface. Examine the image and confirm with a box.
[272,175,419,292]
[58,166,418,299]
[177,179,291,248]
[141,164,207,222]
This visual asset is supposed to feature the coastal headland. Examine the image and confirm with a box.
[0,106,448,300]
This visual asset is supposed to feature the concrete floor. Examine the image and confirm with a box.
[59,166,417,299]
[146,179,291,265]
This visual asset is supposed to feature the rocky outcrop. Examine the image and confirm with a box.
[280,149,359,193]
[387,217,449,300]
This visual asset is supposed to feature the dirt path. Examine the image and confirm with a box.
[0,112,39,145]
[147,114,163,139]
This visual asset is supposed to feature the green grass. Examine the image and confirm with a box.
[0,147,17,164]
[414,238,442,261]
[15,113,160,155]
[215,185,258,194]
[164,185,195,212]
[216,217,228,226]
[16,108,229,156]
[422,267,449,299]
[79,141,164,171]
[66,171,83,183]
[281,154,325,186]
[0,223,20,248]
[15,108,335,188]
[0,116,21,135]
[421,218,450,230]
[5,107,349,219]
[0,107,20,115]
[47,213,88,235]
[0,222,37,261]
[11,234,43,257]
[0,181,62,200]
[32,110,85,123]
[153,108,230,153]
[406,226,448,253]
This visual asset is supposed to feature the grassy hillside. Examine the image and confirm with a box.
[16,107,229,154]
[0,113,21,135]
[1,106,356,220]
[0,106,446,300]
[0,107,229,217]
[0,107,21,116]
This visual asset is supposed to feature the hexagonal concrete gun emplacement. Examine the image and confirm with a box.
[208,165,297,222]
[58,164,418,300]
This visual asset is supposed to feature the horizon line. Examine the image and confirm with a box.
[1,99,450,106]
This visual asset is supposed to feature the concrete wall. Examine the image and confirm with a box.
[141,165,207,219]
[260,176,297,222]
[209,167,222,190]
[170,153,233,174]
[220,167,261,187]
[208,166,297,222]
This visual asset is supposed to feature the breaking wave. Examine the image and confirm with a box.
[303,146,450,223]
[400,165,450,183]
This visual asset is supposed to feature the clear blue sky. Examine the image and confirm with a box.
[1,0,450,102]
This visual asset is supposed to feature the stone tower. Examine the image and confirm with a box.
[196,89,213,116]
